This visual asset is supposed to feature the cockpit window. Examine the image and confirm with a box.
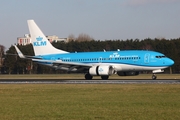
[156,56,166,58]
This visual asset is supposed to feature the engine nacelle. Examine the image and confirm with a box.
[117,71,139,76]
[89,65,114,76]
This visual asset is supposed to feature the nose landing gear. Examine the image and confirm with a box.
[152,74,157,80]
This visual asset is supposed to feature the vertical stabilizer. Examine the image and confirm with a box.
[27,20,68,56]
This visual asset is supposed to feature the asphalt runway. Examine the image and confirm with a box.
[0,79,180,84]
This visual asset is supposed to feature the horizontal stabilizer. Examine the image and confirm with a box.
[14,45,42,59]
[14,45,26,58]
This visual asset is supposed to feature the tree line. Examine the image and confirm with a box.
[2,38,180,74]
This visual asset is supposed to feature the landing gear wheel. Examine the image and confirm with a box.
[152,74,157,80]
[101,76,109,80]
[85,73,93,80]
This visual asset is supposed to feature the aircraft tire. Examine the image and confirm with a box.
[85,73,93,80]
[152,74,157,80]
[101,75,109,80]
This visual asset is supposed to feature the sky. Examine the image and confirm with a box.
[1,0,180,50]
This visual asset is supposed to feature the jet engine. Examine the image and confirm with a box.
[117,71,139,76]
[89,65,114,76]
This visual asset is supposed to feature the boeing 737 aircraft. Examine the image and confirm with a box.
[14,20,174,80]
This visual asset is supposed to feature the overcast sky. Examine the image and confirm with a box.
[1,0,180,49]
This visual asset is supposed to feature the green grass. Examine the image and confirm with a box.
[0,84,180,120]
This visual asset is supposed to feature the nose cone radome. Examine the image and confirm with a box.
[167,58,174,66]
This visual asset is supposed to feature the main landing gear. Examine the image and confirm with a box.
[85,73,93,80]
[85,73,109,80]
[101,75,109,80]
[152,74,157,80]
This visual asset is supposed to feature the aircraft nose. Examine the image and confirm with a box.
[167,58,174,66]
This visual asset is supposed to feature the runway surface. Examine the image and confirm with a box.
[0,79,180,84]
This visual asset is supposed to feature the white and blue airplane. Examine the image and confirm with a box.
[14,20,174,80]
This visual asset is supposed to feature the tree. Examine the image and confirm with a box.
[3,46,17,74]
[0,45,5,73]
[68,34,76,42]
[76,33,93,42]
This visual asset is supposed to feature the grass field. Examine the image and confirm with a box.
[0,74,180,79]
[0,84,180,120]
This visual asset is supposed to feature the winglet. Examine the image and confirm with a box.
[14,45,26,58]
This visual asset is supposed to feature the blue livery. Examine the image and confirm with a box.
[14,20,174,80]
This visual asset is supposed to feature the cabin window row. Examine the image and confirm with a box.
[58,57,140,62]
[60,58,99,62]
[115,57,140,60]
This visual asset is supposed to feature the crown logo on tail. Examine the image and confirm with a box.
[36,36,43,41]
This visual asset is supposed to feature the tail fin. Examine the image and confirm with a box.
[27,20,68,56]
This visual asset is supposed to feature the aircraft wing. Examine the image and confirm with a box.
[33,59,92,67]
[33,59,92,71]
